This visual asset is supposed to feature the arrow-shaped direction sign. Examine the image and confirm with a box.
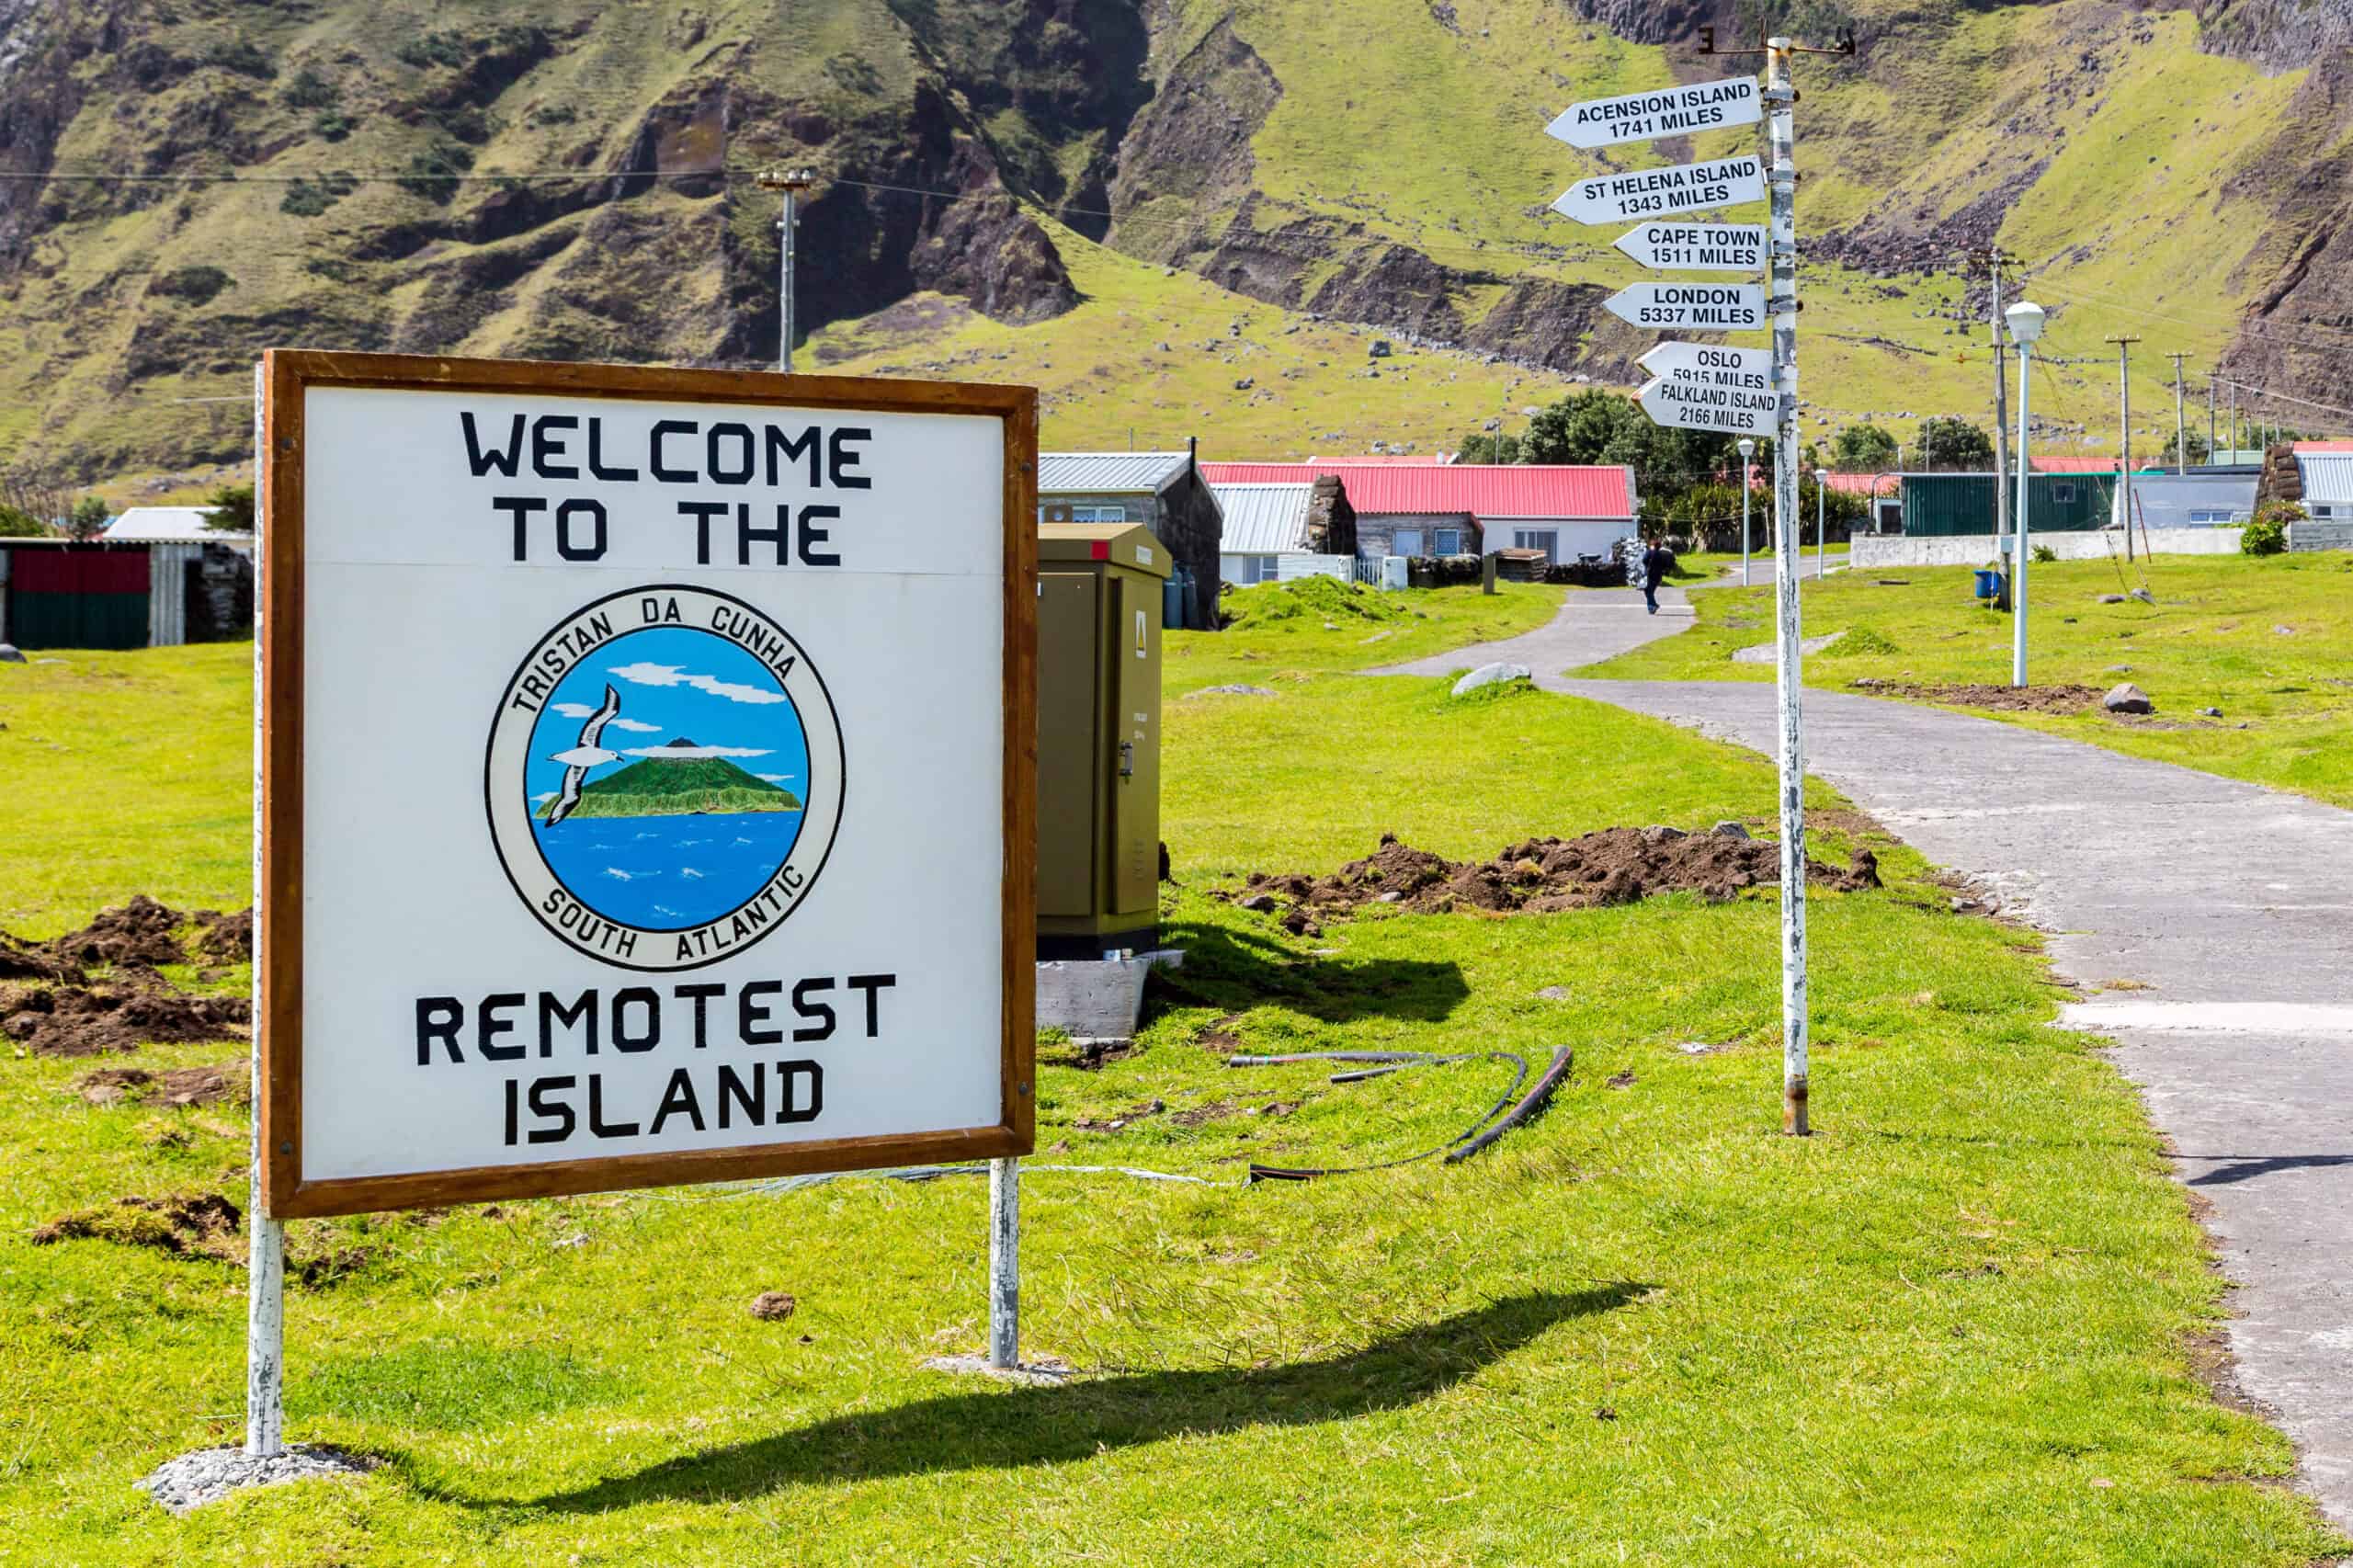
[1615,222,1767,273]
[1637,341,1774,381]
[1639,374,1778,437]
[1546,76,1762,150]
[1605,282,1767,331]
[1552,154,1766,227]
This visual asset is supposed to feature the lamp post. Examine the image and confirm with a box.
[1737,437,1756,586]
[2005,300,2047,687]
[1813,465,1828,579]
[755,167,817,373]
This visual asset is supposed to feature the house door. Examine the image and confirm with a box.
[1514,529,1558,563]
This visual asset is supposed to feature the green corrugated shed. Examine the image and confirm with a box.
[1899,473,2120,537]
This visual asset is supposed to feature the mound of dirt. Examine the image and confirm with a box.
[192,909,253,964]
[0,897,257,980]
[1850,678,2100,715]
[74,1064,246,1108]
[31,1192,243,1262]
[4,986,249,1057]
[1229,827,1879,926]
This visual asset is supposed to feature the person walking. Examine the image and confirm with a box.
[1641,538,1676,615]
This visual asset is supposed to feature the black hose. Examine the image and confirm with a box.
[1225,1047,1565,1181]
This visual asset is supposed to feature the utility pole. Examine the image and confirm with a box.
[2170,352,2188,473]
[2209,371,2217,461]
[2231,379,2240,460]
[1980,249,2016,545]
[2108,335,2140,560]
[755,168,817,373]
[2007,301,2047,687]
[1764,36,1808,1138]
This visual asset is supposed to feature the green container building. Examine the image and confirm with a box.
[1898,473,2121,537]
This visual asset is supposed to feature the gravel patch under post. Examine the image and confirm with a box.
[135,1446,375,1514]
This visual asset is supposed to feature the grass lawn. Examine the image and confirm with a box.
[1581,551,2353,811]
[1,591,2343,1564]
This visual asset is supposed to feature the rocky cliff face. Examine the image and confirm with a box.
[0,0,1126,474]
[2197,0,2353,71]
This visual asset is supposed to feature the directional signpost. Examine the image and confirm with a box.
[1547,42,1844,1138]
[1552,154,1765,226]
[1545,77,1761,149]
[1615,222,1767,272]
[1605,281,1766,331]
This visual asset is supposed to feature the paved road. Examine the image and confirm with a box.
[1379,586,2353,1528]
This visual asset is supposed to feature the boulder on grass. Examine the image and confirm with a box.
[2103,683,2154,715]
[1451,662,1530,698]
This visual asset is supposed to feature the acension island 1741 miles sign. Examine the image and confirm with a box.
[257,351,1036,1218]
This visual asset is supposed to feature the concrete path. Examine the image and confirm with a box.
[1377,585,2353,1528]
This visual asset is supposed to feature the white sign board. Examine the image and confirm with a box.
[1552,154,1765,226]
[1546,77,1762,149]
[1637,341,1775,381]
[258,352,1036,1216]
[1639,373,1779,437]
[1615,222,1767,272]
[1605,282,1767,331]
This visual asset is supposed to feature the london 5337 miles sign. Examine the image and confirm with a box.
[257,352,1036,1217]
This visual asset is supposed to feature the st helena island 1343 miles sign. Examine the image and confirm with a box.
[257,352,1036,1218]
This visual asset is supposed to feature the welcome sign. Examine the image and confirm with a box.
[256,352,1036,1217]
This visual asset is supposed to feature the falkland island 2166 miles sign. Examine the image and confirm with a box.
[258,351,1036,1218]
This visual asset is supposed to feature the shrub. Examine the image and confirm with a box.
[201,483,255,533]
[398,140,476,203]
[206,39,274,78]
[2241,499,2301,556]
[0,504,49,538]
[150,265,233,306]
[65,494,110,540]
[2031,543,2057,563]
[1828,626,1898,657]
[281,66,339,108]
[313,109,354,142]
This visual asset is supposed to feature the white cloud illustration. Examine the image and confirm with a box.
[608,661,785,706]
[608,717,663,733]
[551,702,597,719]
[620,744,772,759]
[756,774,799,784]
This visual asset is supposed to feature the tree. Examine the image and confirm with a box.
[64,494,110,540]
[1915,415,1994,471]
[0,504,48,538]
[1455,431,1522,464]
[1829,422,1898,470]
[202,483,256,532]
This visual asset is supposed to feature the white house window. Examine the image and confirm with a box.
[1392,528,1424,556]
[2187,509,2234,525]
[1069,503,1129,524]
[1246,555,1279,583]
[2052,483,2076,504]
[1514,528,1559,562]
[2313,504,2336,518]
[1434,528,1464,555]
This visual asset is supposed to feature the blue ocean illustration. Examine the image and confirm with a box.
[526,624,811,930]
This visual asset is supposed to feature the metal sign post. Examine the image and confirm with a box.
[247,360,284,1458]
[1552,32,1847,1135]
[1764,39,1808,1136]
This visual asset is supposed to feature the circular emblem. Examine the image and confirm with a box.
[485,585,845,971]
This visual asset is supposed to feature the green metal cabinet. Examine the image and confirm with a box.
[1036,522,1171,957]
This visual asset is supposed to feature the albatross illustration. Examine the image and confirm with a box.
[543,684,623,826]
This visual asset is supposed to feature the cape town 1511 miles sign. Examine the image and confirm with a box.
[257,351,1036,1217]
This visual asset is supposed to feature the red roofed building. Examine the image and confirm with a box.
[1199,461,1637,565]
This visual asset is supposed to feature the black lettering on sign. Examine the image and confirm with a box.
[556,499,607,562]
[740,979,784,1045]
[779,1061,824,1123]
[648,1068,707,1135]
[612,987,662,1052]
[651,419,698,483]
[588,1074,639,1138]
[718,1063,764,1129]
[846,973,897,1037]
[540,989,597,1057]
[416,997,463,1064]
[587,418,638,482]
[828,427,873,489]
[679,500,728,565]
[676,983,725,1048]
[707,422,756,484]
[790,977,835,1042]
[493,496,547,562]
[532,415,580,480]
[460,412,526,478]
[478,993,527,1061]
[528,1075,576,1143]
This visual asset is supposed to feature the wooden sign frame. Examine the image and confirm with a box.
[257,350,1037,1218]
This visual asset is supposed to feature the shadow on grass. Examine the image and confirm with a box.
[518,1288,1638,1507]
[1143,917,1471,1028]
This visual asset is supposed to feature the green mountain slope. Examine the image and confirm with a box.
[542,745,800,820]
[1,0,2347,483]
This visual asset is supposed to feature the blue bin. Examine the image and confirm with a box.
[1972,569,2001,600]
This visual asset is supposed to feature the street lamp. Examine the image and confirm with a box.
[2004,300,2047,687]
[1737,437,1756,586]
[1813,465,1828,579]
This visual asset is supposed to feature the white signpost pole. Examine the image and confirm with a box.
[988,1155,1019,1369]
[1764,39,1809,1137]
[246,360,285,1459]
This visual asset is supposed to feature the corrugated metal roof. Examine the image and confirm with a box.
[1208,483,1316,553]
[102,506,248,542]
[2292,440,2353,453]
[1822,472,1900,497]
[2029,456,2127,473]
[2128,472,2256,527]
[2295,452,2353,501]
[1199,462,1632,520]
[1037,451,1190,494]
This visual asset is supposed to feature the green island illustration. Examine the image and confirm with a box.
[537,739,802,821]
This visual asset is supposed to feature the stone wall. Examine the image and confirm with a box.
[1852,529,2245,569]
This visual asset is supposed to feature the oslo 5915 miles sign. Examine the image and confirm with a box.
[257,351,1037,1218]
